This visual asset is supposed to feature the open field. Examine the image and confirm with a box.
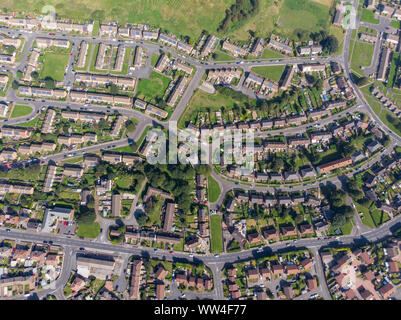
[39,52,69,81]
[211,51,235,62]
[261,48,285,59]
[360,8,379,24]
[11,105,32,118]
[1,0,334,41]
[136,71,171,104]
[178,88,256,128]
[350,40,374,75]
[210,214,223,253]
[251,65,285,82]
[76,222,100,239]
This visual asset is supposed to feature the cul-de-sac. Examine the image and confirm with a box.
[1,0,401,301]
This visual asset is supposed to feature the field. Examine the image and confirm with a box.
[212,51,235,62]
[14,116,39,127]
[251,65,285,82]
[136,71,171,104]
[210,214,223,253]
[76,222,100,238]
[178,88,256,128]
[1,0,334,41]
[360,8,379,24]
[40,52,69,81]
[349,40,374,76]
[261,48,284,59]
[11,105,32,118]
[207,175,221,202]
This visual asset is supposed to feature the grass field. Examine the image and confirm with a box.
[11,105,32,118]
[76,222,100,238]
[208,175,221,202]
[261,48,285,59]
[350,40,374,75]
[1,0,334,41]
[391,20,400,29]
[14,116,39,127]
[360,8,379,24]
[178,88,256,128]
[251,65,285,82]
[212,51,235,62]
[40,52,69,81]
[210,214,223,253]
[136,71,171,104]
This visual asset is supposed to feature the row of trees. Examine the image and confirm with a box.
[217,0,260,32]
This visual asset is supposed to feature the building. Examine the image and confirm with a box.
[200,35,218,57]
[36,38,70,49]
[377,47,391,82]
[70,91,132,106]
[76,255,116,280]
[163,203,176,233]
[41,207,74,233]
[221,40,248,57]
[268,39,292,55]
[77,41,88,68]
[18,86,67,99]
[316,157,352,174]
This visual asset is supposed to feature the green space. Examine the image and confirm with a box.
[3,0,334,42]
[360,9,379,24]
[92,21,100,36]
[251,65,285,82]
[211,51,236,62]
[210,214,223,253]
[110,145,135,153]
[387,53,400,89]
[391,20,400,29]
[349,40,374,75]
[178,86,256,128]
[39,52,69,82]
[10,105,32,118]
[76,222,100,239]
[136,71,171,104]
[261,48,285,59]
[353,200,375,228]
[14,116,39,127]
[207,175,221,203]
[150,54,159,67]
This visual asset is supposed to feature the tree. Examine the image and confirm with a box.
[356,76,370,87]
[76,206,96,225]
[332,213,346,228]
[321,35,339,54]
[44,77,56,89]
[31,71,39,80]
[109,83,119,95]
[11,80,19,90]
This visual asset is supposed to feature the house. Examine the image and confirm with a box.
[129,259,142,300]
[281,225,297,237]
[111,194,121,218]
[378,283,394,299]
[163,203,176,233]
[316,157,352,174]
[283,285,294,299]
[307,278,318,291]
[221,40,247,57]
[263,227,279,242]
[247,232,261,244]
[299,224,314,235]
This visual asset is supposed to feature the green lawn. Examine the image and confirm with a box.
[14,116,39,127]
[92,21,100,36]
[210,214,223,253]
[212,51,235,62]
[150,54,159,67]
[251,65,285,82]
[350,41,374,75]
[136,71,171,104]
[391,20,400,29]
[76,222,100,239]
[261,48,285,59]
[387,53,399,88]
[40,52,69,81]
[208,175,221,203]
[178,88,256,128]
[2,0,334,42]
[360,9,379,24]
[354,200,375,228]
[11,105,32,118]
